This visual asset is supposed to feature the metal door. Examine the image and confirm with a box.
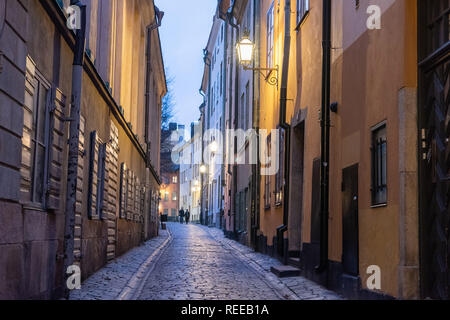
[418,0,450,300]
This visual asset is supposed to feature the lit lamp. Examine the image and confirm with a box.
[236,32,278,86]
[236,35,254,66]
[200,164,207,174]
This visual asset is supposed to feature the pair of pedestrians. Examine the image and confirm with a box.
[178,208,190,224]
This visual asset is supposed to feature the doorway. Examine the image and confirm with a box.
[418,0,450,299]
[342,164,359,276]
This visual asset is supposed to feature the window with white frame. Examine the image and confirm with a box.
[266,2,274,68]
[297,0,310,25]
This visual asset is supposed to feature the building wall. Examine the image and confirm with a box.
[0,0,165,299]
[288,0,419,299]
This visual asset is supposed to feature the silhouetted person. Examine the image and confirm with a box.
[179,208,185,224]
[185,210,190,224]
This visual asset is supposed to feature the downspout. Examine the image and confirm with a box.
[277,0,291,264]
[144,5,163,244]
[221,20,228,228]
[252,0,262,249]
[316,0,332,274]
[63,0,86,299]
[203,50,212,226]
[198,98,205,225]
[145,6,164,145]
[227,12,239,236]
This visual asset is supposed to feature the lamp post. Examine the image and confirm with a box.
[236,32,278,86]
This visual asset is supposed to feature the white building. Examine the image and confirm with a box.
[200,13,227,227]
[179,123,202,223]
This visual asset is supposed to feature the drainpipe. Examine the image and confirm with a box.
[316,0,332,274]
[252,0,262,250]
[226,12,239,236]
[145,6,164,150]
[206,52,212,227]
[63,0,86,299]
[277,0,291,264]
[220,20,228,229]
[198,100,205,225]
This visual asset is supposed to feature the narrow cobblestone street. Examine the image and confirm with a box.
[70,223,342,300]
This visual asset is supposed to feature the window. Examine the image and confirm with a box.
[264,133,272,209]
[172,192,177,201]
[87,131,107,219]
[266,3,274,68]
[22,66,51,207]
[164,191,169,201]
[297,0,310,25]
[172,176,177,184]
[275,128,285,205]
[164,209,169,215]
[371,123,387,206]
[171,208,177,217]
[119,163,128,219]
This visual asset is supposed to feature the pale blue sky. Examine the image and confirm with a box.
[157,1,217,129]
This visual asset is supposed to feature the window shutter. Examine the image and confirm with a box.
[87,131,98,219]
[127,170,134,220]
[96,143,107,219]
[119,163,127,219]
[45,88,66,211]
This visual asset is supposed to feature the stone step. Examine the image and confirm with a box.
[270,265,301,278]
[288,257,302,268]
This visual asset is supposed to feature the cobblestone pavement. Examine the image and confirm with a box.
[203,225,343,300]
[138,223,342,300]
[70,223,342,300]
[69,229,169,300]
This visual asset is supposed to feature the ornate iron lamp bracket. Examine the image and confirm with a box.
[243,65,279,87]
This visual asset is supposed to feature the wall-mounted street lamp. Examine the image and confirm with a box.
[236,32,278,87]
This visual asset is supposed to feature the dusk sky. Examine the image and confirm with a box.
[158,1,217,133]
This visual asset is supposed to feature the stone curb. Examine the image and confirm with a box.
[117,227,173,300]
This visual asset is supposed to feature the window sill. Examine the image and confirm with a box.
[371,203,387,209]
[21,202,49,213]
[264,205,271,211]
[295,12,310,31]
[275,202,283,208]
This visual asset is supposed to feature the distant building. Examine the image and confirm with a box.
[160,123,184,221]
[179,122,202,223]
[200,13,227,227]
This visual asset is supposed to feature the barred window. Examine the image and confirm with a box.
[264,133,272,209]
[371,123,387,206]
[297,0,310,25]
[275,128,285,206]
